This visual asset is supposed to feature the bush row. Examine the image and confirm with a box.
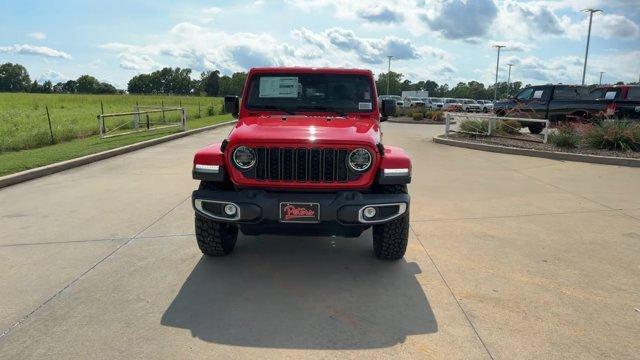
[458,119,522,135]
[395,107,445,122]
[549,121,640,151]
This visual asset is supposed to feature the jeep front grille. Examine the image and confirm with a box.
[245,147,361,183]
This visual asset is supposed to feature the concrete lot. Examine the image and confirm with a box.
[1,122,639,359]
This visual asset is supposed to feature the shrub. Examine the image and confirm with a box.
[425,110,444,122]
[584,121,640,151]
[459,119,489,133]
[206,105,216,116]
[412,111,424,121]
[549,125,581,148]
[497,119,522,134]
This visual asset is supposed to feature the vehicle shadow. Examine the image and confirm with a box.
[161,231,437,349]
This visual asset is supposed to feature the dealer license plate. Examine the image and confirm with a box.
[279,202,320,223]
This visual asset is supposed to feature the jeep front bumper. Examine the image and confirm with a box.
[192,189,409,236]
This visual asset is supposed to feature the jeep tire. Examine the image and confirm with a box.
[372,185,410,260]
[195,181,239,256]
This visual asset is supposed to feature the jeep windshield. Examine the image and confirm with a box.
[245,73,375,115]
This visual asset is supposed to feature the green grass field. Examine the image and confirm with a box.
[0,93,224,152]
[0,93,232,176]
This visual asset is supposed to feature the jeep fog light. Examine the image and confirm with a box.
[348,148,372,171]
[233,146,256,170]
[363,206,377,219]
[224,204,237,216]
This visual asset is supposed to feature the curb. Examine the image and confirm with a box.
[433,135,640,168]
[0,120,237,189]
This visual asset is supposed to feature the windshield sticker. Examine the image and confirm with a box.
[359,102,372,110]
[605,91,616,100]
[259,77,299,98]
[533,90,544,99]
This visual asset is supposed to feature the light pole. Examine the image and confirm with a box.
[493,45,506,101]
[506,63,514,95]
[386,55,393,95]
[581,8,602,85]
[599,71,604,85]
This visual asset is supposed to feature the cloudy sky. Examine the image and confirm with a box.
[1,0,639,89]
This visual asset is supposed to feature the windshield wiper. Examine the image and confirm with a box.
[296,105,346,117]
[260,105,295,115]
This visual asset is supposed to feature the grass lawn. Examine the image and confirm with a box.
[0,114,233,177]
[0,92,224,152]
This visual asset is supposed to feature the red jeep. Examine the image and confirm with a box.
[191,67,411,260]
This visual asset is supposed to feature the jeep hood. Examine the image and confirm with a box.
[227,115,380,146]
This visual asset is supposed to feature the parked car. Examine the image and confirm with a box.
[379,95,404,108]
[494,85,611,133]
[442,98,463,111]
[403,96,426,108]
[429,97,445,110]
[477,100,494,113]
[461,99,482,112]
[191,67,412,260]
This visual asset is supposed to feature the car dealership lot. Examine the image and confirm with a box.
[1,122,639,359]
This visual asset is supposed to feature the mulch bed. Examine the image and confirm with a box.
[448,133,640,159]
[389,117,449,125]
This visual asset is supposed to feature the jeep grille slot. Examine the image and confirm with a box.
[246,147,357,183]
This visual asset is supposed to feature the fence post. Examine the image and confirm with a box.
[487,118,493,136]
[45,105,54,144]
[98,115,104,138]
[198,101,201,118]
[181,108,187,131]
[445,113,450,137]
[100,101,106,134]
[161,100,165,122]
[146,113,150,130]
[543,120,550,144]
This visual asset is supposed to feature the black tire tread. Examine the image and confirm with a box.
[372,184,409,260]
[194,180,238,256]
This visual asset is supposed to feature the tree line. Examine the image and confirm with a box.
[2,61,631,99]
[0,62,247,96]
[375,71,525,100]
[0,63,120,94]
[127,68,246,96]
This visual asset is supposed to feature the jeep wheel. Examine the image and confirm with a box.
[194,181,238,256]
[372,185,410,260]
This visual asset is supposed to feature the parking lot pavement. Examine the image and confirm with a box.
[1,122,639,359]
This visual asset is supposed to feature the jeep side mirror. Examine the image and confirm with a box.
[380,99,396,121]
[224,96,239,118]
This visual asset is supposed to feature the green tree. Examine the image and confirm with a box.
[375,71,403,95]
[42,80,53,93]
[62,80,78,93]
[0,62,31,92]
[76,75,101,93]
[200,70,220,96]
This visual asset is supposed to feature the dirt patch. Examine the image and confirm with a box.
[448,133,640,159]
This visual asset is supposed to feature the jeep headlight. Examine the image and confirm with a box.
[232,146,256,170]
[348,148,372,172]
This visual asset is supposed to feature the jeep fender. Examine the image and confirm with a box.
[376,146,412,185]
[193,143,226,182]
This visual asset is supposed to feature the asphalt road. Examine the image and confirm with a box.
[1,122,639,359]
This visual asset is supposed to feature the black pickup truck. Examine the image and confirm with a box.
[494,84,640,133]
[590,85,640,120]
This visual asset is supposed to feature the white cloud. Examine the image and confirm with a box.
[421,0,498,40]
[201,7,222,23]
[28,32,47,40]
[356,4,404,24]
[37,69,68,83]
[0,44,71,59]
[100,22,450,75]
